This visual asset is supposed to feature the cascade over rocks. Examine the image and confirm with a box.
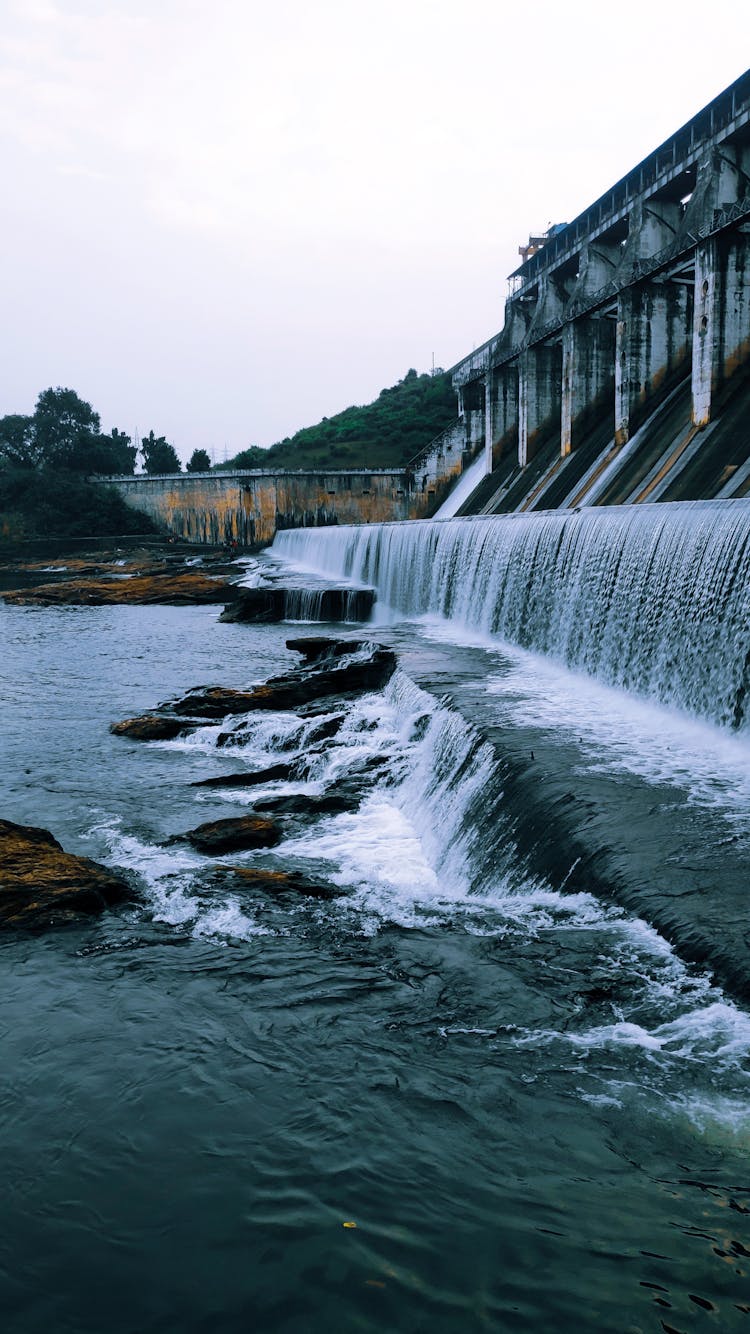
[251,791,361,816]
[110,640,397,738]
[178,814,282,854]
[0,819,132,928]
[218,710,345,750]
[169,646,397,717]
[219,587,374,624]
[214,866,344,901]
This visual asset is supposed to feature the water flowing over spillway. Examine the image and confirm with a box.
[273,500,750,732]
[433,450,486,518]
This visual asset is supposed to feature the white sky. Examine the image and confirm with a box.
[2,0,748,462]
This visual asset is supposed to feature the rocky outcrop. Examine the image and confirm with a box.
[179,814,282,854]
[170,645,397,717]
[252,791,360,816]
[219,587,375,623]
[191,762,296,788]
[1,546,242,606]
[111,715,203,741]
[216,866,343,900]
[3,570,237,607]
[0,819,132,928]
[286,636,366,661]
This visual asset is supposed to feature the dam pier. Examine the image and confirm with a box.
[110,72,750,542]
[452,70,750,514]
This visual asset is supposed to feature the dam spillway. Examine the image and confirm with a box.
[272,499,750,733]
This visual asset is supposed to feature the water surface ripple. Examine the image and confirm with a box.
[1,595,749,1333]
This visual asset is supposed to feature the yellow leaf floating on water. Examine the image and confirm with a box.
[342,1221,357,1229]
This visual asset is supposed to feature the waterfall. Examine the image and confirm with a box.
[281,587,372,621]
[433,452,487,518]
[272,501,750,732]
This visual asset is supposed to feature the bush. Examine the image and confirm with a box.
[0,465,158,540]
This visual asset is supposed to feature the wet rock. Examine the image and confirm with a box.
[171,687,270,719]
[286,637,367,661]
[217,866,344,900]
[303,713,346,745]
[171,645,397,717]
[0,819,132,928]
[3,569,238,607]
[180,814,282,854]
[252,791,360,816]
[219,588,288,623]
[191,762,296,788]
[111,714,203,741]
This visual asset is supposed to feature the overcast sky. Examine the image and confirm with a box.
[2,1,748,463]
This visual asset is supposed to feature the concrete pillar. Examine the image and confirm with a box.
[518,343,562,467]
[561,316,615,456]
[692,232,750,425]
[484,369,493,475]
[462,378,486,454]
[527,274,566,341]
[614,279,691,445]
[574,241,621,302]
[484,364,518,472]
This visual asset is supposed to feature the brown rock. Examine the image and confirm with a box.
[218,866,343,900]
[2,570,236,607]
[171,686,266,718]
[110,714,202,741]
[181,814,282,854]
[0,819,132,928]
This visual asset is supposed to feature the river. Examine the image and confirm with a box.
[2,506,750,1332]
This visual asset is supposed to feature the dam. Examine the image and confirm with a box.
[450,69,750,515]
[110,72,750,544]
[5,74,750,1334]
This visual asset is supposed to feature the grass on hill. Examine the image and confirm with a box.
[218,369,457,472]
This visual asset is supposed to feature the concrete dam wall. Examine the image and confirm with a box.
[111,424,470,546]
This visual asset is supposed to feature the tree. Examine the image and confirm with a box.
[0,414,37,468]
[141,431,181,474]
[215,445,267,470]
[33,387,100,469]
[83,427,137,476]
[186,448,211,473]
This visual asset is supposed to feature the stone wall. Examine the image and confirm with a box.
[110,457,468,548]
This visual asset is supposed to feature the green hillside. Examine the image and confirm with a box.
[221,369,456,472]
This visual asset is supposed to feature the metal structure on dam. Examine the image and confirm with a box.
[111,71,750,542]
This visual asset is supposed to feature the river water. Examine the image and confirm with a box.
[2,510,750,1332]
